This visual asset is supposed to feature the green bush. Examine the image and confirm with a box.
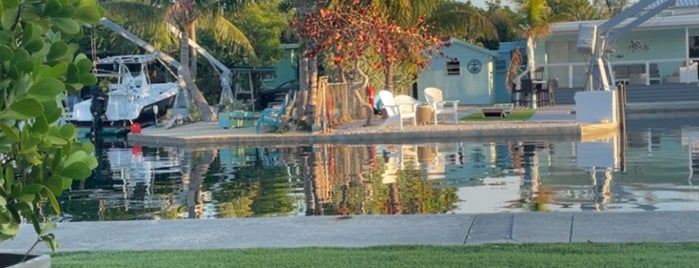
[0,0,103,252]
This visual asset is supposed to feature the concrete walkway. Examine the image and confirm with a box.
[126,105,601,147]
[3,211,699,254]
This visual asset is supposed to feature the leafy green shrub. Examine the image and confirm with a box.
[0,0,103,252]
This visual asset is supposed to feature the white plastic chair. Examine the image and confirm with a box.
[378,90,417,130]
[424,87,459,124]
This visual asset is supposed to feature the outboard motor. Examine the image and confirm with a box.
[90,86,108,141]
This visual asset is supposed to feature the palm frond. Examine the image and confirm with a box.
[428,2,498,42]
[100,1,176,49]
[204,14,257,60]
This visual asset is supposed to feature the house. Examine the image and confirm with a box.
[417,38,499,105]
[262,43,300,89]
[530,6,699,89]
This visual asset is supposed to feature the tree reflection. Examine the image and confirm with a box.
[304,145,459,216]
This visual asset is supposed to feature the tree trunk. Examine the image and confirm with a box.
[348,61,373,126]
[189,22,197,79]
[308,56,319,129]
[180,35,215,121]
[384,61,394,91]
[527,37,536,79]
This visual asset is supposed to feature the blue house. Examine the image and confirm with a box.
[417,38,499,105]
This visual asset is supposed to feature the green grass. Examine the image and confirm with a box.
[460,109,536,121]
[52,243,699,268]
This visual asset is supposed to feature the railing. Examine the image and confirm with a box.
[535,57,699,88]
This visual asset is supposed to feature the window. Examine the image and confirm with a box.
[446,59,460,76]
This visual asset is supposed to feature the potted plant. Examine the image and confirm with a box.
[0,0,103,266]
[217,99,255,128]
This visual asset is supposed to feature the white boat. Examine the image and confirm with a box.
[65,54,180,131]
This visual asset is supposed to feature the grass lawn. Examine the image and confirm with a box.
[52,243,699,268]
[460,109,536,121]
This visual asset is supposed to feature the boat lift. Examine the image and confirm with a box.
[578,0,697,91]
[165,24,250,111]
[574,0,697,124]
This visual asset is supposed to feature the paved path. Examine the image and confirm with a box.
[3,211,699,254]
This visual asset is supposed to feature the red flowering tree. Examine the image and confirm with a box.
[294,0,442,126]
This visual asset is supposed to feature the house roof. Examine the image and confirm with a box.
[446,38,499,58]
[648,0,699,9]
[550,8,699,34]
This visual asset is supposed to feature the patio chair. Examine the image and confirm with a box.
[378,90,418,130]
[424,87,459,124]
[256,91,295,133]
[537,78,557,108]
[516,79,534,108]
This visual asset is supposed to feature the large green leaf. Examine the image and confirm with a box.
[44,135,68,146]
[3,0,18,8]
[1,7,18,31]
[0,45,13,62]
[40,221,57,236]
[58,4,77,17]
[61,161,91,180]
[30,115,49,133]
[0,121,19,142]
[79,72,97,85]
[21,22,40,45]
[75,6,102,24]
[4,167,14,192]
[59,123,77,140]
[42,100,63,123]
[28,78,64,101]
[45,0,63,17]
[85,153,97,169]
[9,98,43,119]
[24,39,45,53]
[66,63,79,82]
[23,183,43,194]
[42,187,61,214]
[64,150,88,166]
[44,175,63,196]
[48,62,68,78]
[75,57,92,73]
[0,222,18,236]
[47,41,68,62]
[49,17,80,35]
[20,135,41,154]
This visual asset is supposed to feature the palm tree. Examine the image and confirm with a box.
[426,2,498,45]
[548,0,603,21]
[517,0,551,79]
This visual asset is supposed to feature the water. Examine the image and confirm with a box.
[56,118,699,222]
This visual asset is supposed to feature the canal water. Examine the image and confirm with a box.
[56,115,699,222]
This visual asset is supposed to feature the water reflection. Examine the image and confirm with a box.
[57,125,699,221]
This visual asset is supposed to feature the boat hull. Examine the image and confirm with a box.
[68,94,176,134]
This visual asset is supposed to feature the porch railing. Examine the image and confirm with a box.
[536,57,699,88]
